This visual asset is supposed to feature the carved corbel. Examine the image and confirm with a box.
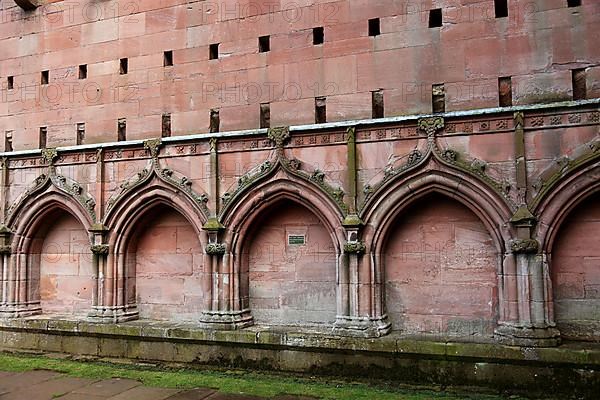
[510,239,539,254]
[90,244,109,255]
[144,138,163,164]
[267,126,290,149]
[205,242,226,255]
[41,148,59,166]
[343,241,366,254]
[0,225,12,254]
[418,116,445,138]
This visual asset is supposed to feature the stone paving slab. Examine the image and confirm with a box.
[55,394,108,400]
[0,376,97,400]
[0,370,62,394]
[0,371,316,400]
[72,378,142,397]
[164,388,216,399]
[107,386,182,400]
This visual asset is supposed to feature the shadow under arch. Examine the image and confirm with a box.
[220,173,347,325]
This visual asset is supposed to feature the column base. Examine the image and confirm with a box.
[495,323,561,347]
[332,315,392,338]
[0,302,42,319]
[88,305,139,323]
[199,310,254,330]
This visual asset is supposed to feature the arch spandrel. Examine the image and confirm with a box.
[103,139,210,231]
[217,127,348,228]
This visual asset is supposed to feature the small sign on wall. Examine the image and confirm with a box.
[288,234,306,246]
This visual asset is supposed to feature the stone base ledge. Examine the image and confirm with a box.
[1,317,600,397]
[0,316,598,367]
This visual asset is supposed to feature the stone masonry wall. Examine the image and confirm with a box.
[0,1,598,149]
[0,0,598,346]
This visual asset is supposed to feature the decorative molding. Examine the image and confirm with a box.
[360,116,516,212]
[205,242,226,255]
[90,244,109,255]
[219,129,349,218]
[105,139,210,219]
[5,173,97,224]
[510,239,539,254]
[343,241,366,254]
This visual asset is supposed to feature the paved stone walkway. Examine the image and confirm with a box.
[0,370,315,400]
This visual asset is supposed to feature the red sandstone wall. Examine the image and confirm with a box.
[0,1,599,149]
[552,193,600,341]
[243,202,337,325]
[127,205,205,321]
[33,210,93,315]
[384,194,498,336]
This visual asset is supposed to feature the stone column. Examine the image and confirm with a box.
[494,112,560,347]
[199,220,253,329]
[494,209,560,346]
[333,218,391,337]
[0,228,11,317]
[88,224,138,322]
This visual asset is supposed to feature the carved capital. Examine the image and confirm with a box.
[0,245,12,255]
[41,148,59,165]
[510,239,539,254]
[267,127,290,148]
[344,241,366,254]
[418,117,444,136]
[91,244,109,255]
[206,242,226,255]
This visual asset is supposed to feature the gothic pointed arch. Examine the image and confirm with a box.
[6,172,97,235]
[221,174,346,327]
[9,190,95,256]
[360,117,515,254]
[222,171,347,253]
[534,138,600,253]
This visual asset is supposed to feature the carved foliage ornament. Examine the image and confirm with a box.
[344,241,366,254]
[510,239,539,254]
[91,244,110,255]
[41,148,59,165]
[267,127,290,149]
[205,242,226,255]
